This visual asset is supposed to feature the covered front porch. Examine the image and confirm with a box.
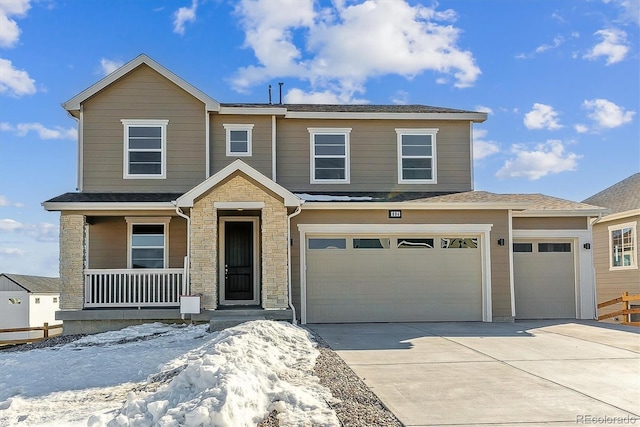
[47,161,301,334]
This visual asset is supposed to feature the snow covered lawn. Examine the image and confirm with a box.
[0,320,339,426]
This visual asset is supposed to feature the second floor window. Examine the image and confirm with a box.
[224,124,254,157]
[396,128,438,184]
[122,119,168,179]
[309,128,351,184]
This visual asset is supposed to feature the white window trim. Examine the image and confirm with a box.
[224,124,254,157]
[608,221,638,271]
[308,127,351,184]
[122,119,168,179]
[396,128,438,184]
[125,217,171,269]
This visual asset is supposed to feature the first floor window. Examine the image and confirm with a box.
[224,124,254,156]
[309,128,351,183]
[396,128,437,184]
[122,119,168,179]
[609,222,637,269]
[126,217,171,269]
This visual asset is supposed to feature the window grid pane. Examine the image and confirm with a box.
[313,133,347,181]
[132,225,165,268]
[400,133,434,181]
[128,125,162,176]
[611,226,636,267]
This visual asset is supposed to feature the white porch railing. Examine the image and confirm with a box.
[84,269,183,308]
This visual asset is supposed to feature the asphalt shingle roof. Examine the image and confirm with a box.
[582,173,640,215]
[45,193,183,203]
[2,274,61,293]
[220,103,481,114]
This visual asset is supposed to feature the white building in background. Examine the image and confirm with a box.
[0,274,61,340]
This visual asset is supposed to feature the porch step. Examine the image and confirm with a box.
[208,316,266,332]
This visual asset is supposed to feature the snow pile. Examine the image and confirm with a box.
[92,320,338,427]
[0,321,338,427]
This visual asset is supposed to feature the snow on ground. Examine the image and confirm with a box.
[0,320,338,427]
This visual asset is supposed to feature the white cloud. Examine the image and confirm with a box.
[603,0,640,26]
[475,105,493,114]
[0,58,36,97]
[0,218,58,242]
[574,123,589,133]
[173,0,197,35]
[524,103,563,130]
[1,121,77,140]
[496,140,581,180]
[583,28,630,65]
[391,90,409,105]
[473,129,499,160]
[284,87,367,104]
[232,0,480,102]
[535,35,564,54]
[0,247,26,256]
[100,58,123,75]
[0,0,30,48]
[0,195,24,207]
[582,98,635,129]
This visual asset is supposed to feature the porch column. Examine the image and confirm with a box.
[261,203,289,309]
[190,203,218,310]
[59,213,86,310]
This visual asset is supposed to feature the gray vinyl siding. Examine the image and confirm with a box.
[276,119,473,193]
[593,215,640,322]
[512,216,588,230]
[88,215,187,269]
[81,64,206,192]
[290,208,511,319]
[209,115,273,178]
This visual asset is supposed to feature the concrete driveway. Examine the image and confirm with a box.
[310,321,640,426]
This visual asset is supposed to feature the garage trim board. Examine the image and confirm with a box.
[298,223,493,323]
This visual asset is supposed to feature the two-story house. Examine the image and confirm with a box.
[43,55,604,334]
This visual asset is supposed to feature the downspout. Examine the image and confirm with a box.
[287,202,304,324]
[173,202,191,296]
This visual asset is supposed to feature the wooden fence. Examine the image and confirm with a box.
[597,292,640,326]
[0,322,64,346]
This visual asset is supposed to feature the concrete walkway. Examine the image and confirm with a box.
[310,321,640,426]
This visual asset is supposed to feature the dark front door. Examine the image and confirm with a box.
[224,221,254,301]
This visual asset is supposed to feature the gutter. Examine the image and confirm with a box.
[287,202,304,324]
[589,212,603,320]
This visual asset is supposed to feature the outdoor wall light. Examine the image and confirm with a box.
[497,238,505,246]
[583,243,591,250]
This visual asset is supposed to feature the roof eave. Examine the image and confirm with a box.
[301,201,530,210]
[512,209,606,217]
[596,208,640,223]
[284,111,488,122]
[42,201,176,211]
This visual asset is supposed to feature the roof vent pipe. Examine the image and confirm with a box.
[278,82,283,104]
[268,84,272,105]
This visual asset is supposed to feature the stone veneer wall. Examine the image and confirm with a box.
[190,173,289,310]
[59,213,85,310]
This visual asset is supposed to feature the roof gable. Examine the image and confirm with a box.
[63,54,219,112]
[177,160,301,208]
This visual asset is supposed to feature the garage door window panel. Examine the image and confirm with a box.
[538,243,571,252]
[353,238,390,249]
[309,238,346,250]
[513,243,533,252]
[609,223,637,269]
[441,238,478,249]
[398,238,434,249]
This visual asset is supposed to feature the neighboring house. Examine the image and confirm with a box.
[583,173,640,323]
[0,274,61,340]
[43,54,604,334]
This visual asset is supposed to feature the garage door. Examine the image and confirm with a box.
[513,239,576,319]
[305,235,483,323]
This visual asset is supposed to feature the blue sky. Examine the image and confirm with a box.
[0,0,638,277]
